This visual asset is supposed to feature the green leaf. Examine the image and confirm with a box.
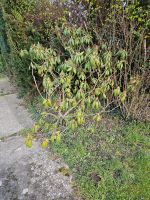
[114,87,121,97]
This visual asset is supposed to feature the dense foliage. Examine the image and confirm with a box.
[0,0,150,127]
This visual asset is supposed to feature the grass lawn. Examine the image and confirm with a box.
[52,116,150,200]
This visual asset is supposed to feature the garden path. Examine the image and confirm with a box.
[0,76,76,200]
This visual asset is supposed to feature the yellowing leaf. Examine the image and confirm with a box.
[51,132,61,143]
[120,91,127,102]
[43,99,52,108]
[41,139,49,148]
[96,114,102,122]
[70,120,78,131]
[25,135,33,148]
[56,132,61,143]
[33,124,40,133]
[51,134,57,142]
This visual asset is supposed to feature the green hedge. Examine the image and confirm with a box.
[0,0,65,94]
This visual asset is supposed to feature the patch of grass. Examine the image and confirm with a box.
[0,92,11,96]
[52,118,150,200]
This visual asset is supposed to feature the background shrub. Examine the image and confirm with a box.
[0,0,149,120]
[0,0,65,94]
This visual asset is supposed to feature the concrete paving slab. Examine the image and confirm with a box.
[0,77,77,200]
[0,94,33,137]
[0,136,76,200]
[0,77,16,95]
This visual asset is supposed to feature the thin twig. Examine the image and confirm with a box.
[31,67,45,100]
